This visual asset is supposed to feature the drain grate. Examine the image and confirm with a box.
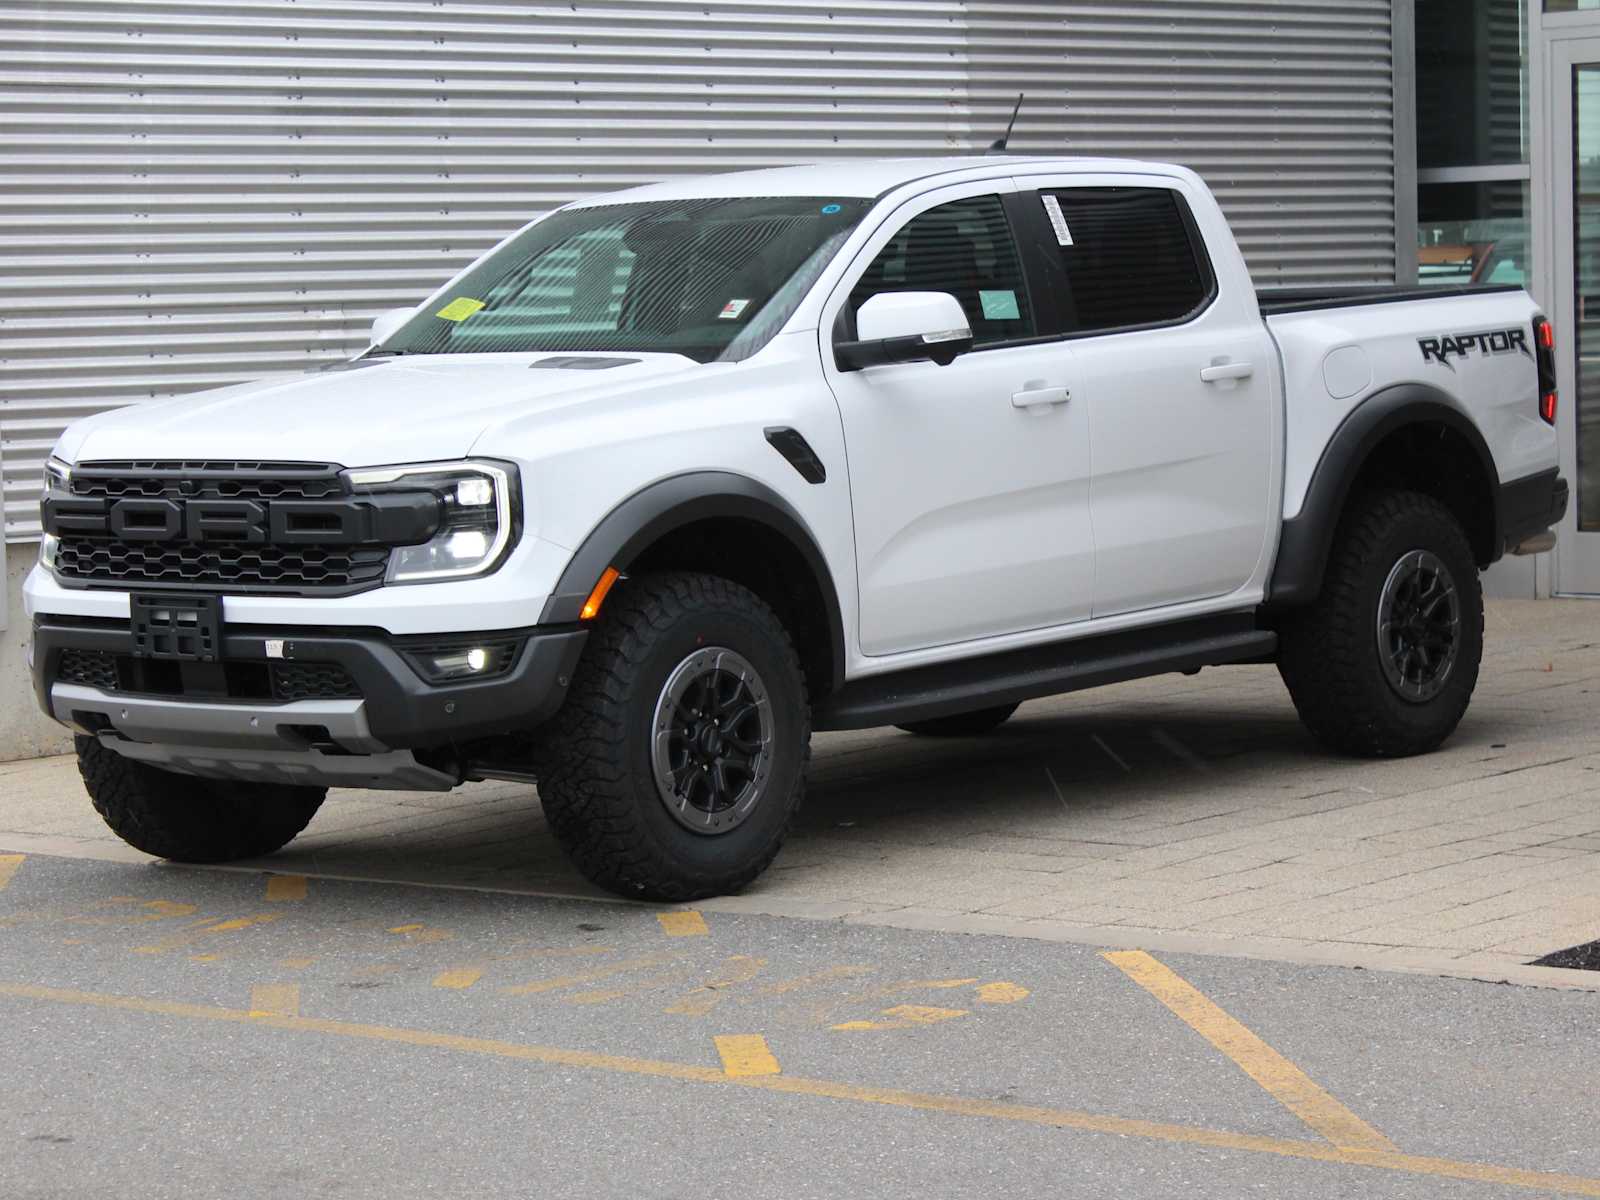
[1530,940,1600,971]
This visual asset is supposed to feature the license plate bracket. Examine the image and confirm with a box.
[130,593,223,662]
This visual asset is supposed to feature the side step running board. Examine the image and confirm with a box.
[813,615,1277,732]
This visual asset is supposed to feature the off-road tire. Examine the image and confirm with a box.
[76,735,326,861]
[533,572,810,901]
[897,704,1019,738]
[1278,489,1483,758]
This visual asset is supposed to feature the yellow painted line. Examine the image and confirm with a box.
[976,982,1029,1005]
[1104,950,1396,1154]
[279,957,317,970]
[665,955,767,1016]
[833,1004,968,1032]
[904,977,980,990]
[714,1034,781,1078]
[757,965,873,996]
[657,910,709,937]
[265,875,307,903]
[0,854,24,891]
[432,968,484,990]
[501,955,670,997]
[248,983,300,1018]
[2,981,1596,1198]
[207,914,281,935]
[133,912,277,954]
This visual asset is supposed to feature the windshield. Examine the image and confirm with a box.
[374,196,872,363]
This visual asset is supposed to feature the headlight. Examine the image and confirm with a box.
[43,457,71,496]
[343,460,518,584]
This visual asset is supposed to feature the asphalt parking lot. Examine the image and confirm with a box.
[4,598,1600,1196]
[4,852,1600,1199]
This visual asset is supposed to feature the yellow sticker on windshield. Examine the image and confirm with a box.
[435,297,486,322]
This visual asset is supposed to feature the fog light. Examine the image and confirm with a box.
[399,638,522,683]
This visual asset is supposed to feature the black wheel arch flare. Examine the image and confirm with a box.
[538,471,847,697]
[1268,383,1502,607]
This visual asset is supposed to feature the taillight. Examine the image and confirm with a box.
[1533,316,1558,426]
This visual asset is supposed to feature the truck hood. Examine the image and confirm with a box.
[56,353,701,467]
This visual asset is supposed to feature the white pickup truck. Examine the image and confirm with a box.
[28,156,1568,900]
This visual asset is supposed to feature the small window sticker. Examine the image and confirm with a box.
[436,297,486,321]
[980,290,1021,321]
[719,298,751,320]
[1041,194,1074,246]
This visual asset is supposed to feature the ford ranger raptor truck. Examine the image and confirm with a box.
[28,157,1569,899]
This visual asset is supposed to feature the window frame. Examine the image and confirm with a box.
[1009,184,1220,343]
[831,188,1055,357]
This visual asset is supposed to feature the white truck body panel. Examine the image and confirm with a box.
[26,154,1560,687]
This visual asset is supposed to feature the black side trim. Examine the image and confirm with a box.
[1268,384,1500,607]
[1498,468,1569,552]
[1259,283,1521,316]
[763,427,827,484]
[538,471,846,695]
[812,614,1275,732]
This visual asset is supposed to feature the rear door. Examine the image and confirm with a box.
[1013,175,1276,617]
[819,180,1094,657]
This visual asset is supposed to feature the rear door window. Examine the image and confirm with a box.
[1029,187,1214,335]
[848,194,1036,347]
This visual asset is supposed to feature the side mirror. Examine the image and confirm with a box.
[834,292,974,372]
[369,305,416,347]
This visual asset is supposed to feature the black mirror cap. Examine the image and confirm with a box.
[833,332,975,372]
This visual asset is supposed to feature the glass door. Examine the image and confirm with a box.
[1552,38,1600,593]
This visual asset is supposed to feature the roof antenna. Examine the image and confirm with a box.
[988,94,1024,153]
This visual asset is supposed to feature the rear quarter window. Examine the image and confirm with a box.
[1034,187,1214,334]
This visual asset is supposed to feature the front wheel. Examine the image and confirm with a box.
[1277,489,1483,758]
[77,736,326,861]
[533,572,809,901]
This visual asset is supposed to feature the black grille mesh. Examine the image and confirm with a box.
[69,462,343,502]
[271,662,361,701]
[58,649,119,691]
[55,540,389,590]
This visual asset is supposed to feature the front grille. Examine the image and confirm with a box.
[55,460,391,594]
[271,661,361,701]
[69,461,344,502]
[51,649,361,703]
[54,540,390,591]
[58,648,119,691]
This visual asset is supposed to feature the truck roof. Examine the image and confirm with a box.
[564,155,1187,206]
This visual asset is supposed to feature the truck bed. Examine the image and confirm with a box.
[1257,282,1521,317]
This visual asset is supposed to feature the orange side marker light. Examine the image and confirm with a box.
[580,567,622,621]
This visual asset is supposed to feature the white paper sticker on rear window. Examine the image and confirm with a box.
[1041,194,1074,247]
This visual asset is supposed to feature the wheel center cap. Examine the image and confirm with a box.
[696,724,724,758]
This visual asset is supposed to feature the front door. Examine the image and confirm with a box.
[820,182,1095,657]
[1552,38,1600,594]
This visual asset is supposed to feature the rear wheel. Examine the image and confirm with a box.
[77,735,326,861]
[533,572,809,901]
[897,704,1019,738]
[1277,489,1483,757]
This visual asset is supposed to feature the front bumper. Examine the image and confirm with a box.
[32,617,587,789]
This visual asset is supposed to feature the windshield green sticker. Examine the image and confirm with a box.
[980,290,1020,320]
[436,297,486,322]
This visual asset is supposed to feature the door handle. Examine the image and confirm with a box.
[1200,360,1255,383]
[1011,385,1071,409]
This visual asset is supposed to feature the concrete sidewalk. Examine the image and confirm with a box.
[4,599,1599,983]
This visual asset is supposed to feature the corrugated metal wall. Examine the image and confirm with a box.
[1,0,1399,540]
[966,0,1398,287]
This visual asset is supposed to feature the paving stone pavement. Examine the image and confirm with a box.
[4,598,1599,984]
